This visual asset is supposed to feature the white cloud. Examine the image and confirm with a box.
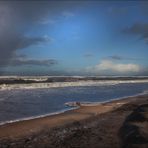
[87,60,140,74]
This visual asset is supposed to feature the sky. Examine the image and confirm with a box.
[0,0,148,76]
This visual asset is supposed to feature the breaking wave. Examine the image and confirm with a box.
[0,79,148,90]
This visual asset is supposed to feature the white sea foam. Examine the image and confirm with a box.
[0,79,148,90]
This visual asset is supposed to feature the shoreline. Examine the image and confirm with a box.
[0,93,148,140]
[0,91,147,126]
[0,107,78,126]
[0,94,147,148]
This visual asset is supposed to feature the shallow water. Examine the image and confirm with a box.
[0,82,148,124]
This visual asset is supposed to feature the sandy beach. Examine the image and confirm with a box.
[0,94,148,148]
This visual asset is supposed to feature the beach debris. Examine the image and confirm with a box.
[65,102,81,107]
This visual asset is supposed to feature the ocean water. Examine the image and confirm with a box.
[0,82,148,124]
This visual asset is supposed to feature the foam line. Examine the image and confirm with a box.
[0,80,148,90]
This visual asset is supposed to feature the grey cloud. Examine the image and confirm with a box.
[107,55,122,60]
[0,1,84,27]
[105,55,145,61]
[16,36,51,50]
[140,1,148,16]
[108,6,129,16]
[123,23,148,43]
[8,59,58,67]
[0,33,51,66]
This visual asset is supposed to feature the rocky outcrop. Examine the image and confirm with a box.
[119,104,148,148]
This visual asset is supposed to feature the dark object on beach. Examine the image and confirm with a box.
[76,102,81,106]
[65,102,81,107]
[119,104,148,148]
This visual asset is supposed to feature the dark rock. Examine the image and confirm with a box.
[134,104,148,112]
[125,111,146,122]
[119,104,148,148]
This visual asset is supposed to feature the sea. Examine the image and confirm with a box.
[0,81,148,125]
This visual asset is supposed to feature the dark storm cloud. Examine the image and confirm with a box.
[0,33,51,66]
[14,36,51,50]
[105,55,145,61]
[0,1,83,67]
[0,1,54,66]
[123,23,148,43]
[9,59,58,67]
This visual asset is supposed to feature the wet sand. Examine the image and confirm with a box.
[0,94,148,148]
[0,99,126,139]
